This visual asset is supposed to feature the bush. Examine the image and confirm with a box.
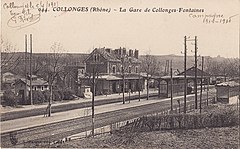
[32,91,45,104]
[2,90,17,107]
[62,89,75,100]
[43,90,51,102]
[121,105,239,132]
[52,90,63,101]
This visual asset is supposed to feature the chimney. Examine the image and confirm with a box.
[114,49,118,55]
[134,49,139,59]
[129,49,133,57]
[123,48,126,55]
[105,48,111,53]
[119,48,122,56]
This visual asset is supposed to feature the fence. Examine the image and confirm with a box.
[63,97,214,140]
[50,97,222,146]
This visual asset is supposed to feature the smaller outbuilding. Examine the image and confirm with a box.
[14,76,49,104]
[216,81,239,104]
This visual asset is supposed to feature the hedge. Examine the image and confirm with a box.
[121,105,239,132]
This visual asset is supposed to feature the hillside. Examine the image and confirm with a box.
[1,52,236,75]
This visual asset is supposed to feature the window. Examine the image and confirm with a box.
[93,54,100,62]
[112,65,116,73]
[94,55,97,61]
[129,66,131,73]
[121,65,123,73]
[135,66,138,73]
[41,86,44,91]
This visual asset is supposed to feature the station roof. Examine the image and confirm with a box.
[15,78,49,86]
[160,75,209,80]
[177,66,210,77]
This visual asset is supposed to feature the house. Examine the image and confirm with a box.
[14,75,49,104]
[80,47,143,95]
[1,72,19,90]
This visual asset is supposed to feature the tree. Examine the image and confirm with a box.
[205,57,239,79]
[32,90,45,104]
[43,42,68,116]
[31,55,47,76]
[0,39,21,72]
[2,90,17,107]
[1,39,21,90]
[224,58,239,77]
[141,52,159,100]
[120,54,131,104]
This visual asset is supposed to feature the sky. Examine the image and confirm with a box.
[1,0,240,58]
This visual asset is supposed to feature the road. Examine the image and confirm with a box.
[1,91,215,148]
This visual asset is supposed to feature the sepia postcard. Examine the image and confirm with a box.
[1,0,239,148]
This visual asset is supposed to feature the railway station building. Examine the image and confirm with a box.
[157,66,211,97]
[79,47,144,96]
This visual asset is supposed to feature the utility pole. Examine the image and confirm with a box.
[138,71,141,101]
[184,36,187,113]
[29,34,33,105]
[92,66,96,137]
[147,72,149,100]
[170,60,173,111]
[25,35,28,105]
[194,36,198,109]
[48,54,52,117]
[158,78,161,98]
[200,56,204,113]
[122,58,125,104]
[207,76,209,106]
[128,89,131,103]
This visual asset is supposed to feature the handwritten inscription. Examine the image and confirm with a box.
[189,13,238,24]
[7,9,40,29]
[3,1,58,12]
[3,1,58,29]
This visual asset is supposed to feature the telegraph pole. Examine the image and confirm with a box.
[29,34,33,105]
[170,60,173,111]
[138,71,141,101]
[184,36,187,113]
[92,66,96,137]
[200,56,204,113]
[122,57,125,104]
[25,35,28,105]
[48,55,52,117]
[194,36,198,109]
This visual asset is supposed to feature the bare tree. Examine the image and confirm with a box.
[120,52,132,104]
[205,57,239,79]
[225,58,239,77]
[1,39,21,90]
[141,52,159,100]
[43,42,67,116]
[31,55,47,76]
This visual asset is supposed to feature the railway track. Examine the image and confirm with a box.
[1,93,159,121]
[1,92,215,148]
